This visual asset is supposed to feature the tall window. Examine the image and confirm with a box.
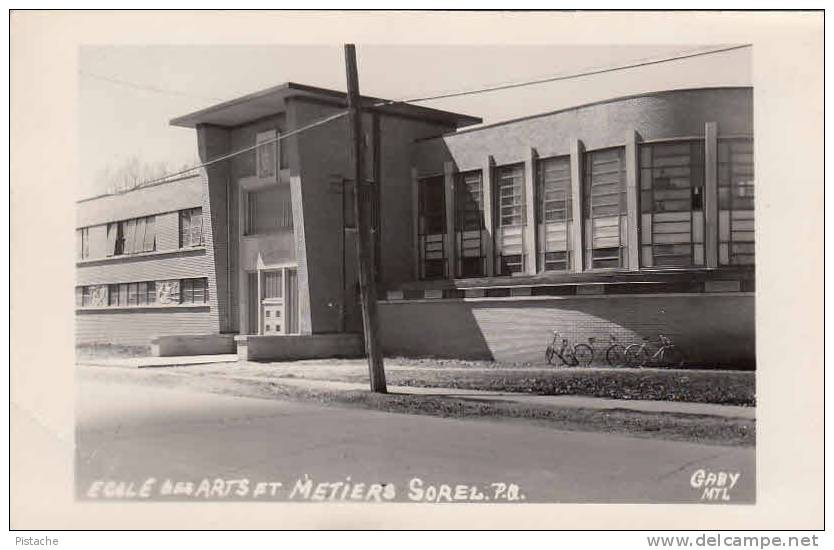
[455,170,486,278]
[495,163,526,274]
[639,141,705,267]
[106,215,155,256]
[244,186,293,235]
[81,286,93,307]
[718,139,754,265]
[537,156,572,271]
[417,175,447,279]
[77,227,90,260]
[181,278,209,304]
[584,148,628,269]
[179,208,204,247]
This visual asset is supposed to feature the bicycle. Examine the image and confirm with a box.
[545,331,594,367]
[624,334,686,368]
[603,335,627,367]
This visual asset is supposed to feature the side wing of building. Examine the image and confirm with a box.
[75,174,220,347]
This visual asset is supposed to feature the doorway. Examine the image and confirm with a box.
[247,266,299,335]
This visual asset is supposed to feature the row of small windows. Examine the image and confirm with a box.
[77,207,204,260]
[75,277,209,308]
[417,138,754,279]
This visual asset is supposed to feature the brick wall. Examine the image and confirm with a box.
[378,293,755,368]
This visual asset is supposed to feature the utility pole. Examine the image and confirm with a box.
[344,43,387,393]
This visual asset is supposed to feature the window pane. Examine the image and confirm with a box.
[180,210,191,247]
[639,141,704,268]
[454,171,485,278]
[718,138,755,265]
[108,284,120,306]
[500,254,524,274]
[143,217,156,252]
[133,218,146,254]
[585,148,626,268]
[537,156,572,271]
[181,279,192,303]
[114,222,125,255]
[418,176,447,279]
[419,176,445,235]
[496,165,524,227]
[124,219,137,255]
[263,272,282,298]
[193,283,205,304]
[191,211,203,245]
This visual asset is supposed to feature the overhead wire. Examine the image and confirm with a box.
[79,71,228,102]
[369,44,751,108]
[111,44,751,191]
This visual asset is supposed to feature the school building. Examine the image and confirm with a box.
[76,83,755,367]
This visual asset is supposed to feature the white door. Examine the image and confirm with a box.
[261,270,285,335]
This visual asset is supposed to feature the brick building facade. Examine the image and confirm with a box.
[76,83,754,367]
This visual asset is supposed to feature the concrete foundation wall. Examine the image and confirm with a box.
[378,293,755,368]
[235,333,364,362]
[152,334,236,356]
[76,308,215,347]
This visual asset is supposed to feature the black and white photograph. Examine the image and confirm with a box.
[10,9,824,538]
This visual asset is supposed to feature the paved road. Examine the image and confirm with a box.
[76,375,754,503]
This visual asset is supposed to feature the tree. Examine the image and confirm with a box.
[93,156,197,195]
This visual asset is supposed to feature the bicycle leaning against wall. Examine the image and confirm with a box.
[602,335,627,367]
[545,331,594,367]
[624,334,686,368]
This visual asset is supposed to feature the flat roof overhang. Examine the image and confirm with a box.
[170,82,482,129]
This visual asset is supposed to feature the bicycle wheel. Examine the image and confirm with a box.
[660,346,685,368]
[605,344,626,367]
[624,344,649,368]
[573,344,594,367]
[545,347,555,365]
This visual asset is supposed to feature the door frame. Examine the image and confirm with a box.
[252,263,299,335]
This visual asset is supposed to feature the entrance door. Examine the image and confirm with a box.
[261,270,284,335]
[258,267,299,335]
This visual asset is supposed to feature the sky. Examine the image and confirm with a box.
[78,44,751,199]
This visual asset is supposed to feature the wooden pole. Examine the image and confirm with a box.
[344,44,387,393]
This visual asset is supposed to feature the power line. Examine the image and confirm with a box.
[134,110,350,189]
[123,44,751,189]
[371,44,752,108]
[80,71,227,102]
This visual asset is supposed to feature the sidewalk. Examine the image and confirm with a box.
[77,354,239,368]
[77,356,754,420]
[250,376,755,420]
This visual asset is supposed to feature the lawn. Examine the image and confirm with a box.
[260,359,756,406]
